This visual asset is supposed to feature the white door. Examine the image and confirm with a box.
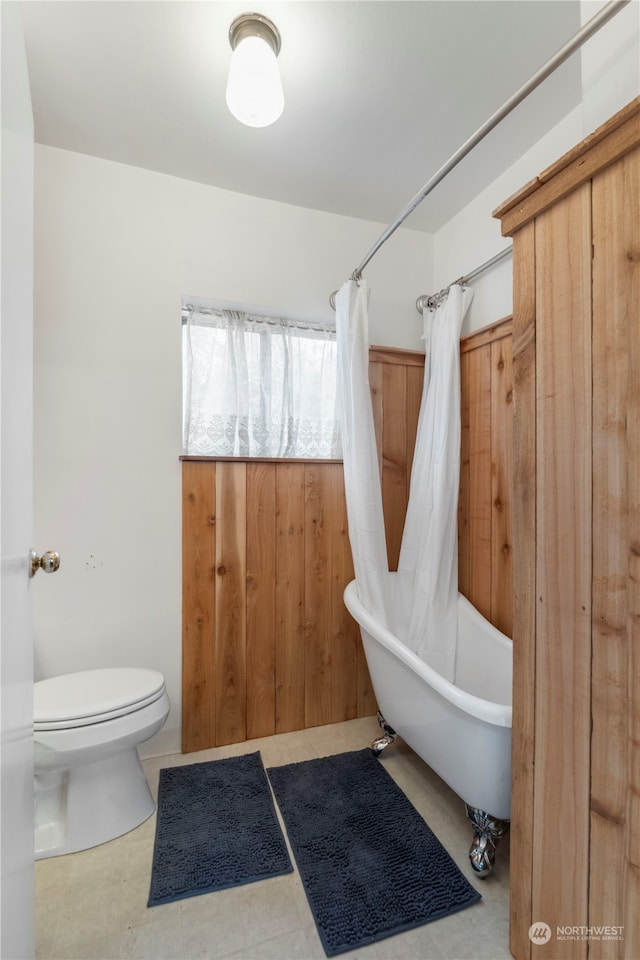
[1,5,36,957]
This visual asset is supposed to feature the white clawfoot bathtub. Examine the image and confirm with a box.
[344,574,512,873]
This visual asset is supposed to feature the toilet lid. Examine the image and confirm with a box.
[34,668,166,729]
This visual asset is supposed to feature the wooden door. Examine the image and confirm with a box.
[1,7,36,955]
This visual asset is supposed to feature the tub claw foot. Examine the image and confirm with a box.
[371,712,396,755]
[465,804,509,877]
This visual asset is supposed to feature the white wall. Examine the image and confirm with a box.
[434,1,640,336]
[433,106,583,336]
[33,146,431,751]
[581,0,640,133]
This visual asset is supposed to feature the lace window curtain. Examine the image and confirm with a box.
[183,307,342,458]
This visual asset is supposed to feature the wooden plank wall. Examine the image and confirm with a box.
[495,102,640,960]
[459,318,514,637]
[182,459,373,751]
[509,223,537,960]
[533,185,593,956]
[182,332,513,752]
[368,346,424,570]
[588,144,640,958]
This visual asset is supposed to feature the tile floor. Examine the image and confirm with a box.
[35,716,511,960]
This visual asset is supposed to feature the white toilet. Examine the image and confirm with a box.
[33,667,170,859]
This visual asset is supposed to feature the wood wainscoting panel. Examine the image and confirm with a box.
[490,335,514,637]
[380,361,408,570]
[274,463,305,734]
[246,462,277,740]
[329,465,358,725]
[181,458,372,751]
[459,318,514,636]
[181,461,217,752]
[369,346,425,572]
[303,463,333,728]
[214,461,247,745]
[406,364,424,489]
[458,348,472,601]
[466,340,493,621]
[369,359,384,476]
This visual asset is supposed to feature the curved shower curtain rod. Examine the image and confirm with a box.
[415,245,513,313]
[329,0,629,310]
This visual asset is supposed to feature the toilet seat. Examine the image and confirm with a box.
[34,668,166,730]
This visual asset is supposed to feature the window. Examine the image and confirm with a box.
[182,303,342,459]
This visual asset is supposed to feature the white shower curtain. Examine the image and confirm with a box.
[335,280,389,627]
[395,284,473,680]
[336,279,472,681]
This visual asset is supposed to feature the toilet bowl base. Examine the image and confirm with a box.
[35,747,155,859]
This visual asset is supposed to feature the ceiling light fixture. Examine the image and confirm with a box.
[226,13,284,128]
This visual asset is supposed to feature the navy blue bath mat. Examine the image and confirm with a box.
[148,752,292,906]
[267,749,480,956]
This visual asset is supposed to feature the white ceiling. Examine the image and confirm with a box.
[21,1,584,234]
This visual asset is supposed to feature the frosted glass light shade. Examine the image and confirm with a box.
[226,34,284,128]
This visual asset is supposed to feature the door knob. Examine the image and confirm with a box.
[30,550,60,577]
